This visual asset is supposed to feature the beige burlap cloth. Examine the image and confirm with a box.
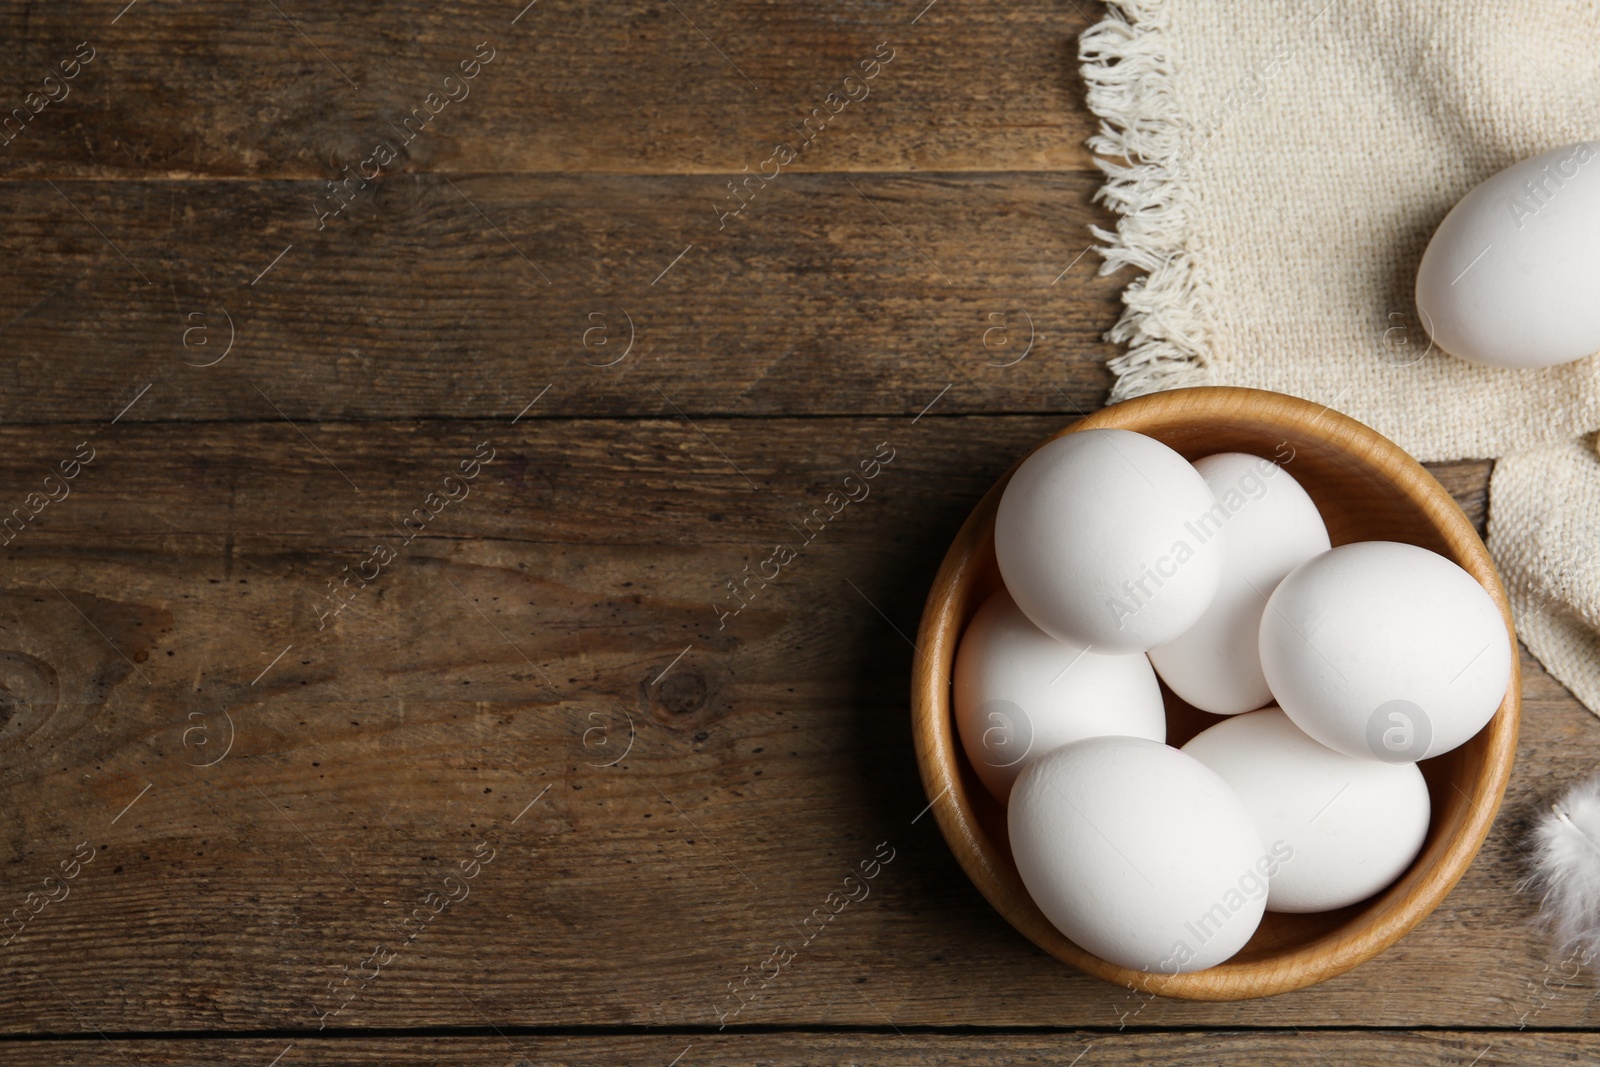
[1079,0,1600,713]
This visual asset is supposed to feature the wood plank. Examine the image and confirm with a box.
[0,1031,1594,1066]
[0,172,1120,423]
[0,416,1585,1032]
[0,0,1098,181]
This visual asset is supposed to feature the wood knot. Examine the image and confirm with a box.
[642,662,722,730]
[658,671,706,715]
[0,649,60,747]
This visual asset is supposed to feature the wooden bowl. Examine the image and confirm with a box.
[911,386,1520,1000]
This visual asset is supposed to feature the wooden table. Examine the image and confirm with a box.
[1,2,1596,1063]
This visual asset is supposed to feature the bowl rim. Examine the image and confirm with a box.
[910,385,1522,1001]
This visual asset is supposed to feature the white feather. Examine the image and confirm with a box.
[1528,772,1600,964]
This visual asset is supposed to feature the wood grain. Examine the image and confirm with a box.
[0,417,1589,1034]
[0,173,1119,423]
[0,0,1097,181]
[0,1031,1591,1066]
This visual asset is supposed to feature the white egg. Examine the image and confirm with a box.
[1009,736,1269,974]
[994,429,1226,653]
[1148,453,1330,714]
[1182,709,1431,913]
[954,588,1166,802]
[1416,141,1600,369]
[1259,541,1512,762]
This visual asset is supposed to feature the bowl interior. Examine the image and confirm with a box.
[914,388,1519,1000]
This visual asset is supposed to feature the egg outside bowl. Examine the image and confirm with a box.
[910,386,1521,1001]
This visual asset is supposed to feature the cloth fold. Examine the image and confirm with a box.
[1489,437,1600,714]
[1079,0,1600,713]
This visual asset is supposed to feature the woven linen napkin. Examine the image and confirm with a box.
[1079,0,1600,713]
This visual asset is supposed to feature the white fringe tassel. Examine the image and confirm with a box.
[1079,0,1212,401]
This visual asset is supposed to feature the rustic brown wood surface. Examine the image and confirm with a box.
[0,172,1117,422]
[0,0,1594,1063]
[2,1032,1599,1067]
